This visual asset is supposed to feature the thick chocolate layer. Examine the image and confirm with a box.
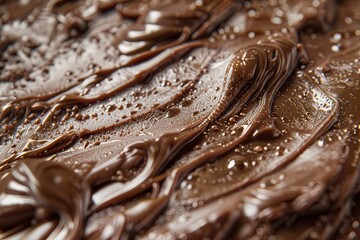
[1,0,360,239]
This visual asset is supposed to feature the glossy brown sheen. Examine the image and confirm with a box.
[1,0,360,239]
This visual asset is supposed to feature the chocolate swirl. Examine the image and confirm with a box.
[117,0,236,57]
[88,131,202,212]
[0,159,90,239]
[218,31,306,120]
[82,32,308,238]
[2,0,360,239]
[143,139,347,239]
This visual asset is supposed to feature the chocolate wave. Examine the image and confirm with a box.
[0,159,90,239]
[117,0,237,56]
[144,139,347,240]
[84,33,314,238]
[1,0,360,239]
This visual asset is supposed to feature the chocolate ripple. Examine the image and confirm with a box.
[0,159,90,239]
[1,0,360,239]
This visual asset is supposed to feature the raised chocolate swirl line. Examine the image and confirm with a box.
[143,139,347,240]
[117,0,236,61]
[206,32,305,126]
[222,31,307,119]
[83,33,306,238]
[0,41,205,167]
[116,0,160,19]
[86,45,235,211]
[0,69,112,121]
[173,72,339,211]
[88,126,204,212]
[0,159,90,239]
[0,129,91,170]
[160,32,307,196]
[1,0,232,122]
[0,40,204,124]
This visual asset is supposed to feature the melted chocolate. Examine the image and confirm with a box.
[1,0,360,239]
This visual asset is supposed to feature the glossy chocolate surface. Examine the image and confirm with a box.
[1,0,360,239]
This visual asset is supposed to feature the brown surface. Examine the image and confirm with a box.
[1,0,360,239]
